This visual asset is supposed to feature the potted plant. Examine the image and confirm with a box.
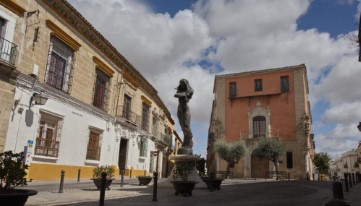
[91,165,115,190]
[137,175,152,186]
[200,173,224,190]
[170,162,198,196]
[0,151,37,206]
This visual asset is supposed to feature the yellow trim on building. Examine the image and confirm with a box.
[27,163,120,180]
[141,95,152,107]
[0,0,26,16]
[46,19,81,51]
[93,56,115,78]
[122,71,139,88]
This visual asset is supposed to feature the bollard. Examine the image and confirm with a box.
[130,168,132,179]
[77,169,81,182]
[352,173,355,185]
[312,173,315,181]
[287,173,290,181]
[152,171,158,202]
[58,170,65,193]
[99,172,107,206]
[344,173,349,192]
[332,181,344,199]
[348,173,352,188]
[120,169,125,187]
[209,172,214,192]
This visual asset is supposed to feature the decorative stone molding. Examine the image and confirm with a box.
[248,100,271,138]
[93,56,114,78]
[141,95,152,107]
[46,19,81,51]
[0,0,26,16]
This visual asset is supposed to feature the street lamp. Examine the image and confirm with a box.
[151,150,159,202]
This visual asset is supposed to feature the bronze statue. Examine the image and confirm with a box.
[174,79,194,155]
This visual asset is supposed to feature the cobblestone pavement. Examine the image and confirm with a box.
[23,178,361,206]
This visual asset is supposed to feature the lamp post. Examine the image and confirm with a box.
[151,150,159,202]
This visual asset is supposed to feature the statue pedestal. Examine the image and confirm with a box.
[156,154,207,189]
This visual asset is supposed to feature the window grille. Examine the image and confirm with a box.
[253,116,266,138]
[45,36,74,93]
[139,138,148,157]
[86,130,101,161]
[254,79,263,91]
[141,103,150,132]
[122,94,132,120]
[93,69,110,110]
[35,115,62,157]
[286,152,293,169]
[281,76,289,92]
[229,82,237,98]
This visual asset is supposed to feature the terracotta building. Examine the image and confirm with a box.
[0,0,178,180]
[207,64,315,180]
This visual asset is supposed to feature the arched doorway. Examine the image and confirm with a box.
[251,151,269,178]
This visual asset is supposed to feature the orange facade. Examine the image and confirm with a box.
[225,69,297,141]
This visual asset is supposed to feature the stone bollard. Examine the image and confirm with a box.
[348,173,352,188]
[324,182,350,206]
[120,169,125,187]
[77,169,81,182]
[344,173,349,192]
[152,171,158,202]
[209,172,214,192]
[58,170,65,193]
[99,172,107,206]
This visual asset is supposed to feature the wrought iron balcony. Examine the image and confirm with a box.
[116,105,141,126]
[0,37,17,66]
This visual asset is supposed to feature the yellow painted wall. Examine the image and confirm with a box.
[28,163,120,180]
[27,163,152,180]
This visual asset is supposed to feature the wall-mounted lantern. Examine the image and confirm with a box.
[29,93,48,108]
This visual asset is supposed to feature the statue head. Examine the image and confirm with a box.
[177,79,193,101]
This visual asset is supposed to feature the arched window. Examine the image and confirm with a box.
[253,116,266,138]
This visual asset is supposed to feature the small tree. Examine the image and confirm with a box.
[214,139,246,178]
[253,138,285,179]
[313,152,331,180]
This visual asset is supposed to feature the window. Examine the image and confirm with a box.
[0,17,6,38]
[286,152,293,169]
[122,94,132,120]
[93,69,110,110]
[281,76,289,92]
[152,116,158,137]
[86,130,102,161]
[35,114,62,157]
[229,82,237,98]
[141,103,150,132]
[253,116,266,138]
[45,36,74,93]
[139,137,148,157]
[254,79,262,91]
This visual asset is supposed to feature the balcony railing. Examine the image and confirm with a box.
[116,105,141,126]
[0,37,17,66]
[35,138,59,157]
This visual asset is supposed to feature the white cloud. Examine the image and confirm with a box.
[68,0,361,158]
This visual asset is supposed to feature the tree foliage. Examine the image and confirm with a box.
[214,139,246,177]
[313,152,331,175]
[253,138,285,176]
[0,151,28,190]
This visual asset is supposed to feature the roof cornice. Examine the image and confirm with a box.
[40,0,174,124]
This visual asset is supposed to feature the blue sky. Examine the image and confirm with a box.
[69,0,361,159]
